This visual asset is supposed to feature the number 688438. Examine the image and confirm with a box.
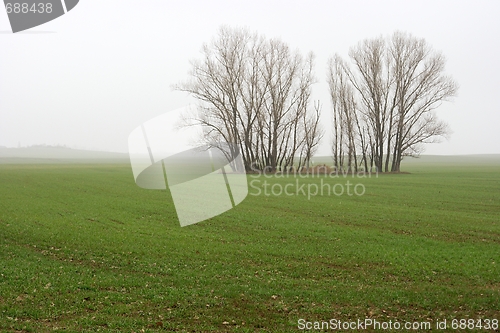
[5,3,53,14]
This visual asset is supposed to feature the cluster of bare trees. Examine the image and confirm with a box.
[328,32,458,172]
[177,26,323,171]
[178,28,457,173]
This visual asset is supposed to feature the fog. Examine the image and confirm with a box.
[1,0,499,156]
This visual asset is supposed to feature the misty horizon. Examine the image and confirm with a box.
[1,1,499,157]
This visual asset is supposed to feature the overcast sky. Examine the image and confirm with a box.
[1,0,499,155]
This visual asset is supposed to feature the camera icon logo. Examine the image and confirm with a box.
[128,106,248,227]
[3,0,79,33]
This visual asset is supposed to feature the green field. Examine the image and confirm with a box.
[0,156,499,332]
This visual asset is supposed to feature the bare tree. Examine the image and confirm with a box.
[346,37,395,172]
[388,32,457,171]
[329,31,457,172]
[301,100,324,170]
[327,55,360,172]
[176,27,251,162]
[177,26,321,172]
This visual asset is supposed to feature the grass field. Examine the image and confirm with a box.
[0,156,499,332]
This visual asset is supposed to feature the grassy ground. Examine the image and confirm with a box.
[0,157,499,332]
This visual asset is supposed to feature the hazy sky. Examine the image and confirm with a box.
[1,0,499,155]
